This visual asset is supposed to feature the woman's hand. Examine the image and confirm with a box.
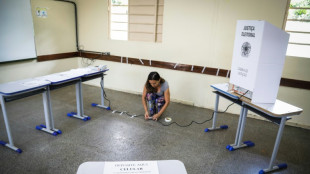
[152,114,160,121]
[144,112,150,120]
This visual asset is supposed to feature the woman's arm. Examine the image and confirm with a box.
[142,86,149,119]
[153,88,170,121]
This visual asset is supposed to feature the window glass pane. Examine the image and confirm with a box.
[288,9,310,20]
[288,32,310,44]
[111,22,128,31]
[111,14,128,22]
[289,33,310,44]
[285,21,310,32]
[111,6,128,14]
[286,44,310,57]
[290,0,310,8]
[111,31,128,40]
[111,0,128,5]
[285,0,310,57]
[109,0,164,42]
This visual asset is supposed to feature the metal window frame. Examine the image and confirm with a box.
[108,0,163,42]
[284,0,310,46]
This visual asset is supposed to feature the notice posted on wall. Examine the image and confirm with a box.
[103,161,159,174]
[35,7,48,18]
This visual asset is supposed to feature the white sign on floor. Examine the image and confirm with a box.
[103,161,159,174]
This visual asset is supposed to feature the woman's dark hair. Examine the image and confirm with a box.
[145,71,165,93]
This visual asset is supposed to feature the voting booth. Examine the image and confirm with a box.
[229,20,289,103]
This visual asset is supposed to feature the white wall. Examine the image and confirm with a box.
[77,0,310,128]
[0,58,77,83]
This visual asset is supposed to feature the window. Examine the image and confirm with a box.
[284,0,310,58]
[109,0,164,42]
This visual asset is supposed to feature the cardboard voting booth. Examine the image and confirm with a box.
[229,20,289,103]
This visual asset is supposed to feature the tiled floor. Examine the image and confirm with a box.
[0,84,309,174]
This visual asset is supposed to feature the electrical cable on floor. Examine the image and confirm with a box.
[107,101,234,128]
[156,100,237,127]
[103,89,249,128]
[156,90,249,127]
[100,82,111,108]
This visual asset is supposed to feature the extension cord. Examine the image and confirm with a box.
[165,117,172,123]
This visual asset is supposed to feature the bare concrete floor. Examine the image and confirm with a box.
[0,84,309,174]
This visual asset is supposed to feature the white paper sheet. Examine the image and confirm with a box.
[103,161,159,174]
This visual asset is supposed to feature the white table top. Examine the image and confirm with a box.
[76,160,187,174]
[211,83,303,117]
[77,67,109,77]
[0,66,109,95]
[0,78,50,95]
[211,83,239,100]
[35,72,82,84]
[35,67,108,84]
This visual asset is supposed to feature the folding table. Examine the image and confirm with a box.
[0,78,51,153]
[207,83,303,173]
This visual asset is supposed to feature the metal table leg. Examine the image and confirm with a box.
[67,81,90,121]
[227,106,254,151]
[0,95,22,153]
[91,76,111,110]
[259,116,288,173]
[36,86,61,135]
[205,94,228,132]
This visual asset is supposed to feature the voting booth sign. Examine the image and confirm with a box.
[229,20,289,103]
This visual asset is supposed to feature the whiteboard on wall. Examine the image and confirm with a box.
[0,0,36,63]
